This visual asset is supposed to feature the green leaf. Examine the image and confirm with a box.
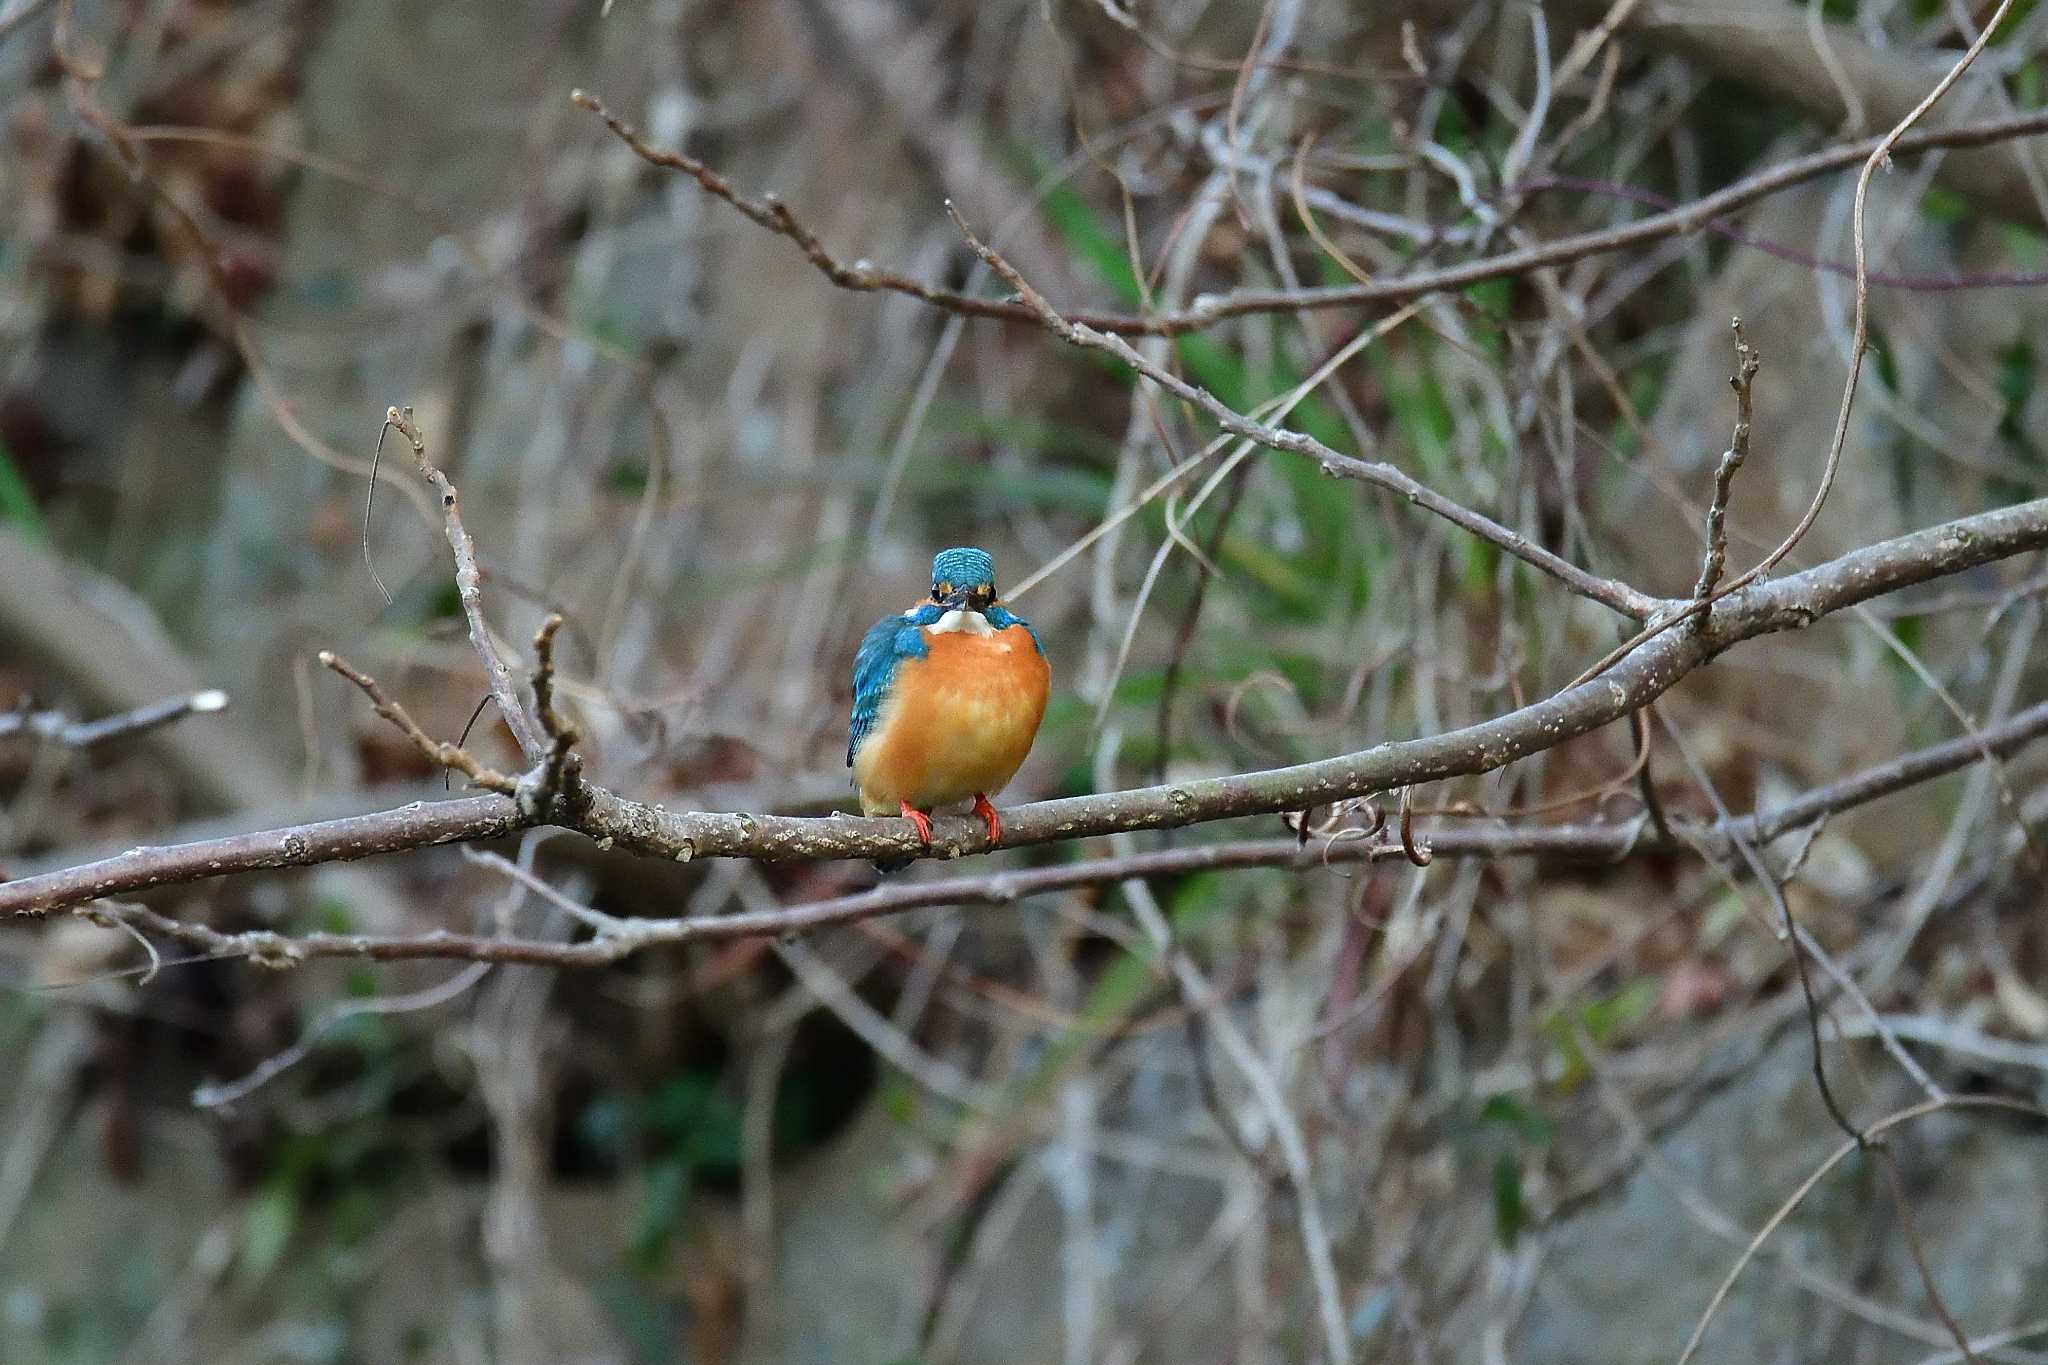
[649,1072,744,1170]
[1580,979,1658,1044]
[1491,1153,1527,1248]
[0,435,46,541]
[239,1180,300,1285]
[2013,58,2045,108]
[1539,980,1658,1089]
[1037,180,1144,308]
[1920,186,1973,224]
[1478,1094,1555,1146]
[878,1077,920,1126]
[630,1157,694,1269]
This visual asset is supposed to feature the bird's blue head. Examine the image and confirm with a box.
[930,546,997,612]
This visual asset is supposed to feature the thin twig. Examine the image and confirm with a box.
[1872,1144,1982,1364]
[943,201,1665,621]
[578,94,2048,335]
[382,406,546,765]
[1690,318,1761,618]
[0,690,228,749]
[1675,1095,2041,1365]
[515,613,583,821]
[317,651,516,795]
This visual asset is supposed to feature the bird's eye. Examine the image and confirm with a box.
[932,581,952,601]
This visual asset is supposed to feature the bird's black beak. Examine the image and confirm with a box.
[939,587,973,612]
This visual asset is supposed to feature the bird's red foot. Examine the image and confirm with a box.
[898,800,935,845]
[972,793,1003,844]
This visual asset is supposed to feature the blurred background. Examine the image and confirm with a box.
[2,0,2047,1361]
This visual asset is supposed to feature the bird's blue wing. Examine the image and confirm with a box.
[848,607,939,766]
[986,605,1045,656]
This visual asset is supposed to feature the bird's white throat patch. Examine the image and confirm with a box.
[926,608,995,637]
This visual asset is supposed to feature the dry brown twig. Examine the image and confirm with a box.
[1690,318,1761,617]
[574,88,2048,336]
[377,407,547,766]
[1658,707,1978,1361]
[314,652,515,797]
[516,613,583,822]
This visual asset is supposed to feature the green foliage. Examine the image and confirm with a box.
[1478,1094,1556,1146]
[1035,178,1146,310]
[238,1134,344,1288]
[0,994,46,1053]
[1990,0,2042,43]
[645,1072,745,1169]
[1491,1152,1528,1248]
[1997,336,2044,463]
[1538,979,1658,1091]
[428,578,464,622]
[1610,354,1672,462]
[606,459,651,497]
[1991,335,2046,503]
[1919,186,1973,224]
[0,434,46,541]
[578,1071,746,1270]
[1031,167,1374,626]
[1462,535,1502,599]
[2014,55,2045,107]
[1468,1096,1554,1250]
[630,1157,695,1270]
[238,1178,301,1287]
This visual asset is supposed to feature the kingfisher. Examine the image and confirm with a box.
[847,546,1050,849]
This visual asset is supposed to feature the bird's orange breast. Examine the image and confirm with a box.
[852,623,1049,814]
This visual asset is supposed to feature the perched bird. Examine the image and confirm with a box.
[848,546,1049,849]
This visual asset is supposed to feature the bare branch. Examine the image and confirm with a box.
[0,689,228,749]
[1691,318,1761,616]
[316,651,516,796]
[1574,0,2023,686]
[382,406,545,765]
[1675,1095,2044,1365]
[943,203,1667,621]
[513,613,583,822]
[576,95,2048,336]
[7,668,2046,965]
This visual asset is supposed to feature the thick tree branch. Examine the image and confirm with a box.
[47,694,2048,968]
[5,498,2044,919]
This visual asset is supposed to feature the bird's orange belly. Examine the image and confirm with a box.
[854,625,1049,814]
